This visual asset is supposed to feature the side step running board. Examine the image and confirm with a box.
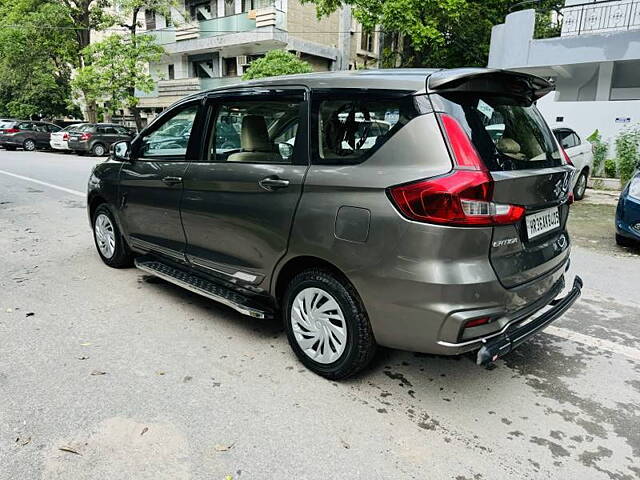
[135,257,270,319]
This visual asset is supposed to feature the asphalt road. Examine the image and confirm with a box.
[1,150,639,480]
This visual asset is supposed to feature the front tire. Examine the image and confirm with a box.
[23,139,36,151]
[616,233,637,248]
[92,204,133,268]
[573,170,588,200]
[283,268,376,380]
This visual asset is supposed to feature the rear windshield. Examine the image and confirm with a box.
[435,94,561,171]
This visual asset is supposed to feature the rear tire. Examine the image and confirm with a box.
[616,233,637,248]
[23,139,36,151]
[92,204,133,268]
[573,170,588,200]
[91,143,106,157]
[283,268,377,380]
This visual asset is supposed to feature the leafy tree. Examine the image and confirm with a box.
[74,0,180,129]
[243,50,313,80]
[74,34,164,127]
[302,0,524,68]
[0,0,80,118]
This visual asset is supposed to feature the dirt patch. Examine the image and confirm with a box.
[567,201,639,256]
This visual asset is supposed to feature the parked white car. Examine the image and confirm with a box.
[49,124,85,151]
[553,127,594,200]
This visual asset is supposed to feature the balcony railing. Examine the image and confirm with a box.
[561,0,640,36]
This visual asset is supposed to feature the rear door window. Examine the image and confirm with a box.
[435,94,561,171]
[313,92,416,164]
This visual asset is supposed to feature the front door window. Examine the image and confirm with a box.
[139,105,198,158]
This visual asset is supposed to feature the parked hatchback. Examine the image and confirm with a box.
[87,69,582,379]
[0,120,62,151]
[553,127,593,200]
[68,123,133,156]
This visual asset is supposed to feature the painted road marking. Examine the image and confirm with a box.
[545,325,640,362]
[0,169,84,197]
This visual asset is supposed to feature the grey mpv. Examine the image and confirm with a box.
[88,69,582,379]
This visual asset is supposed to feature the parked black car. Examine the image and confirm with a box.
[68,123,134,157]
[0,120,62,151]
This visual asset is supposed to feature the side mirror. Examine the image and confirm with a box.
[111,140,131,162]
[278,142,294,159]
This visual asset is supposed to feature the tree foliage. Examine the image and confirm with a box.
[615,126,640,185]
[243,50,313,80]
[73,34,164,120]
[0,0,81,118]
[302,0,532,68]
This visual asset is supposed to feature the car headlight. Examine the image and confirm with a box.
[629,177,640,200]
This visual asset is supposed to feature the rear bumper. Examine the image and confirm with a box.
[50,140,69,150]
[476,275,582,365]
[68,141,90,151]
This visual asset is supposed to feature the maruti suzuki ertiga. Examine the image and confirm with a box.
[88,68,582,379]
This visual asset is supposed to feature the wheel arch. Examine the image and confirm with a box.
[273,255,355,307]
[88,193,107,222]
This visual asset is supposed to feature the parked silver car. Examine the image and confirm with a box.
[553,127,594,200]
[87,69,582,379]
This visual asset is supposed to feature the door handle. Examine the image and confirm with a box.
[162,176,182,186]
[259,176,290,191]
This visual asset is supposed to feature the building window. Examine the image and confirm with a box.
[360,30,374,52]
[145,9,156,30]
[187,0,216,20]
[168,64,175,80]
[224,0,234,16]
[242,0,254,12]
[224,57,237,77]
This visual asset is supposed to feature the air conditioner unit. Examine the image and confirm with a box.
[237,55,250,66]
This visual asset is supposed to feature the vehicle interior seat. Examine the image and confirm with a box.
[227,115,283,163]
[497,137,526,160]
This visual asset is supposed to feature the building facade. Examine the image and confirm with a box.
[134,0,380,123]
[488,0,640,147]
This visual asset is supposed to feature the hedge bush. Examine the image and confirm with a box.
[615,126,640,185]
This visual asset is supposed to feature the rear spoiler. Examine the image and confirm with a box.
[426,68,554,104]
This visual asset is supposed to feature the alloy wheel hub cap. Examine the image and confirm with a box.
[94,213,116,259]
[291,287,347,364]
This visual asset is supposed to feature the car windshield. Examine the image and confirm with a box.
[63,124,83,132]
[436,94,561,171]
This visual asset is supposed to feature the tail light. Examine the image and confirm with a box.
[561,148,573,166]
[387,114,525,227]
[80,133,92,141]
[3,128,20,134]
[62,133,69,141]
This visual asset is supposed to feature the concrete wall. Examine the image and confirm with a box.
[489,9,640,70]
[536,94,640,146]
[287,0,340,48]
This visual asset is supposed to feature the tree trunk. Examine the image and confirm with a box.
[132,106,144,131]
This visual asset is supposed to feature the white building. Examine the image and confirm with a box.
[134,0,380,123]
[488,0,640,147]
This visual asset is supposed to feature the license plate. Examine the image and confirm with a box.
[525,207,560,240]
